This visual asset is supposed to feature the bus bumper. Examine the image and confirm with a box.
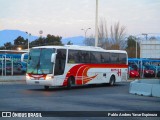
[26,79,53,86]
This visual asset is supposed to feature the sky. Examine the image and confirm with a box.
[0,0,160,38]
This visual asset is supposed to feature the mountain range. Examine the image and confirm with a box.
[0,30,85,46]
[1,30,160,47]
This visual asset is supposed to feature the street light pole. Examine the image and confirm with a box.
[142,33,148,40]
[26,32,31,52]
[136,38,137,58]
[135,36,141,58]
[81,28,91,41]
[95,0,98,47]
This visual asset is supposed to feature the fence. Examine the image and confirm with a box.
[128,58,160,79]
[0,54,27,76]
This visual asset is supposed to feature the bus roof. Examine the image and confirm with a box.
[0,50,28,53]
[32,45,127,54]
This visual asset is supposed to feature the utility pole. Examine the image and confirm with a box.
[26,32,31,52]
[136,38,138,58]
[95,0,98,47]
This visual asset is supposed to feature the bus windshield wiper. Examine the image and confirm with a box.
[30,49,42,74]
[35,49,45,74]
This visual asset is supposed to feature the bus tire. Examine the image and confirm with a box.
[67,77,74,89]
[44,86,49,90]
[109,75,115,86]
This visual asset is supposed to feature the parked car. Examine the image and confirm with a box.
[128,63,138,71]
[144,65,160,77]
[128,67,140,78]
[157,71,160,77]
[0,63,2,74]
[156,67,160,78]
[17,62,27,74]
[141,66,155,78]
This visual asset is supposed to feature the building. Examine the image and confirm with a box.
[140,40,160,59]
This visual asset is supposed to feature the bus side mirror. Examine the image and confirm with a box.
[21,53,28,62]
[29,56,31,60]
[51,53,56,63]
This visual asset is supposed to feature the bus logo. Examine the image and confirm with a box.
[111,69,122,76]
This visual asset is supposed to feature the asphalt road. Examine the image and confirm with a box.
[0,82,160,119]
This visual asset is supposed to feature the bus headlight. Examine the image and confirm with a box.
[45,75,53,80]
[26,74,30,80]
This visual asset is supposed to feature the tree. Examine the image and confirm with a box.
[0,34,63,50]
[30,37,45,47]
[98,18,110,49]
[4,42,13,50]
[126,36,140,58]
[83,19,126,50]
[30,34,63,47]
[0,46,5,50]
[67,41,73,45]
[84,35,95,46]
[45,34,62,45]
[84,18,109,47]
[14,36,27,45]
[14,36,27,49]
[110,22,126,50]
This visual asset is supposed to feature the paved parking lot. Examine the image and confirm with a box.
[0,81,160,111]
[0,81,160,119]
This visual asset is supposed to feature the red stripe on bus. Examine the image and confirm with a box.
[63,64,128,86]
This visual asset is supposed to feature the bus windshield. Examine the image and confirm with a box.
[27,48,55,74]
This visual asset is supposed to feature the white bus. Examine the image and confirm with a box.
[26,45,128,89]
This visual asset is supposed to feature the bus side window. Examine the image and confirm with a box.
[68,50,81,63]
[81,51,90,63]
[103,52,110,63]
[68,50,73,63]
[54,49,66,75]
[110,53,118,64]
[119,53,127,64]
[75,51,82,63]
[68,50,76,63]
[100,54,105,63]
[90,52,97,63]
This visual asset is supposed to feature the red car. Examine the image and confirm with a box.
[137,66,155,78]
[128,67,140,78]
[143,69,155,77]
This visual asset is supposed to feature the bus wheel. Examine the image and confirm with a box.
[44,86,49,90]
[109,75,115,86]
[67,77,74,89]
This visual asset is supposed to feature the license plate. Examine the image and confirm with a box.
[35,81,39,84]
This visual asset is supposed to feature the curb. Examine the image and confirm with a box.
[0,80,26,85]
[0,75,26,84]
[129,79,160,97]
